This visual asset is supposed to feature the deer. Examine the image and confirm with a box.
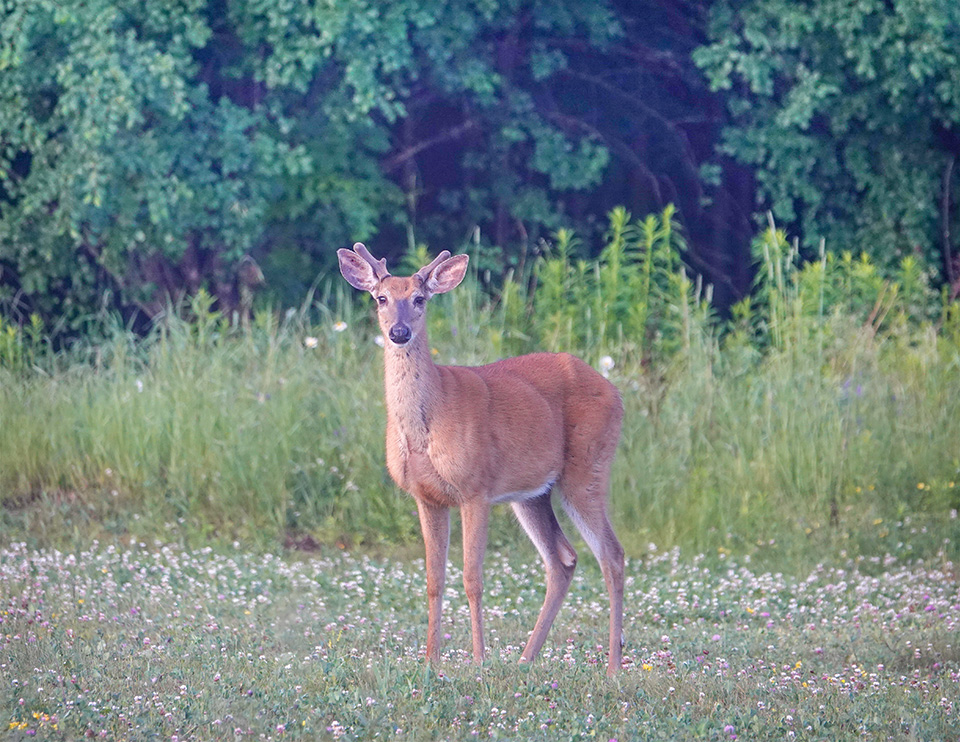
[337,243,625,676]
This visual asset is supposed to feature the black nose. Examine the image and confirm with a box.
[388,324,411,345]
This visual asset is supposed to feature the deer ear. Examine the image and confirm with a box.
[337,248,379,292]
[424,254,469,295]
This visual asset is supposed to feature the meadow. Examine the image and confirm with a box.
[1,538,957,740]
[1,210,959,738]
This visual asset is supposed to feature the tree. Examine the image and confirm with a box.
[230,0,755,304]
[0,1,279,327]
[694,0,960,288]
[229,1,619,263]
[1,0,755,334]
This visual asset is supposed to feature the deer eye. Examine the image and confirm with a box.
[413,295,426,308]
[376,295,387,307]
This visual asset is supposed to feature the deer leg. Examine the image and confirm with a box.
[560,492,624,677]
[416,499,450,664]
[460,502,490,663]
[511,492,578,664]
[559,400,625,677]
[597,519,625,677]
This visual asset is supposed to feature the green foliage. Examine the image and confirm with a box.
[527,205,709,365]
[231,0,621,259]
[694,0,960,272]
[0,312,43,371]
[2,209,960,559]
[0,0,301,329]
[0,0,623,334]
[10,0,960,343]
[729,214,939,353]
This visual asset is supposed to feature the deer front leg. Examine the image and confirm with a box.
[460,502,490,663]
[416,498,450,663]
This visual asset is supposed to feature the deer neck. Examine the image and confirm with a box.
[383,332,440,451]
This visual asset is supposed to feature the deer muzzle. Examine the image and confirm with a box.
[388,323,412,345]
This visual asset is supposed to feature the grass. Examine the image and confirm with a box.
[1,278,958,563]
[1,209,960,738]
[0,288,411,551]
[0,537,956,740]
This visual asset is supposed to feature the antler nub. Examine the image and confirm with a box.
[415,250,452,284]
[353,242,390,281]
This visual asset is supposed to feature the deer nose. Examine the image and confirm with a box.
[388,324,411,345]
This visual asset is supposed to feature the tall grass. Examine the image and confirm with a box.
[0,289,411,548]
[1,209,958,560]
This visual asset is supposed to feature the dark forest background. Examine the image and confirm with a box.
[2,0,959,336]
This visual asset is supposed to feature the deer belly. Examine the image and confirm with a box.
[490,477,556,504]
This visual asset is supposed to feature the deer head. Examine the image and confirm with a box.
[337,243,469,347]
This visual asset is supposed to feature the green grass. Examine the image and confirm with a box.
[0,288,412,549]
[1,538,956,740]
[2,210,958,560]
[2,279,959,563]
[1,210,960,738]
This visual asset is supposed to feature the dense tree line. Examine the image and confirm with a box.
[1,0,957,334]
[696,0,960,290]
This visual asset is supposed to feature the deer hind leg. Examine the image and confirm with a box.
[558,406,624,675]
[559,437,625,675]
[511,491,578,664]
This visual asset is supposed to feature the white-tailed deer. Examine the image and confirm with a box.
[338,243,625,676]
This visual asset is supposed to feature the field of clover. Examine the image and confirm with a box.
[2,212,960,740]
[1,537,956,741]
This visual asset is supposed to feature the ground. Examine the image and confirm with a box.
[0,539,957,740]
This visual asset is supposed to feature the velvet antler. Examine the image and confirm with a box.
[414,250,452,284]
[352,242,390,281]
